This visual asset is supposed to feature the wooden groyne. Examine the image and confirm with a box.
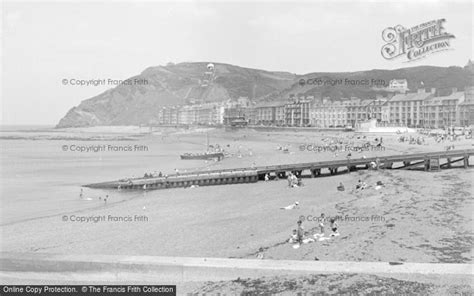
[84,149,474,190]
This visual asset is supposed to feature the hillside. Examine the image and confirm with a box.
[57,63,473,127]
[272,66,474,100]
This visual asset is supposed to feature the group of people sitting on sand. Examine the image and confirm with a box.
[337,179,384,192]
[355,179,384,191]
[287,172,303,188]
[355,180,368,190]
[398,135,426,145]
[288,215,340,248]
[276,145,290,153]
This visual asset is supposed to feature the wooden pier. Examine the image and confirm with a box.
[84,149,474,190]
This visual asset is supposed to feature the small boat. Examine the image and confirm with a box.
[180,132,224,161]
[180,152,224,160]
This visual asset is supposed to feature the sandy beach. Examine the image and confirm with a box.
[1,127,472,267]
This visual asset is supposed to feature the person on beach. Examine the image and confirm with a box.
[302,232,315,244]
[319,213,326,235]
[288,229,298,243]
[291,174,298,187]
[280,201,299,210]
[256,247,264,259]
[79,188,83,199]
[330,218,339,236]
[337,182,345,191]
[297,178,304,187]
[296,220,304,243]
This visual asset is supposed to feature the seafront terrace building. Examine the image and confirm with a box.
[421,89,465,128]
[223,98,254,125]
[345,98,373,127]
[387,89,434,127]
[459,87,474,127]
[365,98,389,123]
[178,105,197,125]
[254,101,286,125]
[284,98,311,126]
[160,102,225,126]
[158,106,180,125]
[310,99,347,128]
[194,102,225,125]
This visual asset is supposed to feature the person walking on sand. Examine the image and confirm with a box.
[319,213,326,235]
[79,188,83,199]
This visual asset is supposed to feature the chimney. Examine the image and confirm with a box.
[452,87,458,94]
[430,88,436,95]
[417,88,426,94]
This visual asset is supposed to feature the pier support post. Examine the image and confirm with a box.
[464,155,469,168]
[447,158,452,168]
[424,159,429,171]
[311,169,321,177]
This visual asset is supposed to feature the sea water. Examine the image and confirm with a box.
[0,125,207,225]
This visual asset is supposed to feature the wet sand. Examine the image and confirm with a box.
[1,128,472,266]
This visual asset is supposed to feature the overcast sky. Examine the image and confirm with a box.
[2,0,473,125]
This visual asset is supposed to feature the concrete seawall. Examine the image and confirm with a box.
[1,253,472,283]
